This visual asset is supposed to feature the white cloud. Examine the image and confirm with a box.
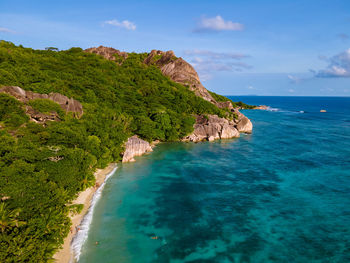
[104,19,136,31]
[194,15,244,32]
[288,74,302,84]
[0,27,14,33]
[288,89,295,93]
[316,48,350,77]
[184,48,251,81]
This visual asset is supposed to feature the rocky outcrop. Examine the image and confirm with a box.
[85,46,128,62]
[144,50,217,104]
[0,86,83,118]
[253,105,269,110]
[122,135,153,163]
[234,110,253,133]
[84,46,254,135]
[143,50,254,136]
[216,101,234,110]
[25,106,61,124]
[183,110,253,142]
[86,46,218,104]
[183,115,240,142]
[84,47,243,112]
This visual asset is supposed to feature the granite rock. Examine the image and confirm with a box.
[0,86,83,119]
[85,46,128,62]
[183,115,240,142]
[122,135,153,163]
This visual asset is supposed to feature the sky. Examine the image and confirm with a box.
[0,0,349,96]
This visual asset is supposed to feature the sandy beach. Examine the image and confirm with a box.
[53,163,117,263]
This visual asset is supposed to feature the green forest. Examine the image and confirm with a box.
[0,41,245,262]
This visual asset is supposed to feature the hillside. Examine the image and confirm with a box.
[0,41,252,262]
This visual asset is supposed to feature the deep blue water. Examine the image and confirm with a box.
[79,96,350,263]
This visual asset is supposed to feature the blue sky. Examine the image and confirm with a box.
[0,0,349,96]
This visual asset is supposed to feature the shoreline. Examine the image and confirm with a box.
[52,108,252,262]
[53,163,117,263]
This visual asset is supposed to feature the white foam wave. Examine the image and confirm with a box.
[266,106,305,114]
[71,166,117,262]
[266,106,279,112]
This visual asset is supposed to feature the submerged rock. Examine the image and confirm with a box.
[122,135,153,163]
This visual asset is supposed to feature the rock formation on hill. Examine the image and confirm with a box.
[84,47,251,112]
[122,135,153,163]
[85,46,253,143]
[143,50,217,104]
[85,46,128,62]
[85,47,217,104]
[0,86,83,123]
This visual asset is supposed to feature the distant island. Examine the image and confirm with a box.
[0,41,254,262]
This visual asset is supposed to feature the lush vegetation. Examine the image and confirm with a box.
[28,99,65,118]
[208,90,256,109]
[0,41,241,262]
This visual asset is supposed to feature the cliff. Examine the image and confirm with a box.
[85,46,253,142]
[143,50,217,104]
[122,135,153,163]
[85,47,240,110]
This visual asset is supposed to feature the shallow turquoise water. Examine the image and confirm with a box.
[79,97,350,263]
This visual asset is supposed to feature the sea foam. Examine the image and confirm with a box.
[266,106,279,112]
[71,166,117,262]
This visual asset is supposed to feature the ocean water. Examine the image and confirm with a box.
[78,96,350,263]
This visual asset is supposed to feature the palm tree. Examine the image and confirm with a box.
[0,202,26,233]
[80,174,94,190]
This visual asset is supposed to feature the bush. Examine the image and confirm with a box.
[0,93,29,128]
[28,99,65,117]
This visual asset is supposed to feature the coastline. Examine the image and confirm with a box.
[52,108,252,262]
[53,163,117,263]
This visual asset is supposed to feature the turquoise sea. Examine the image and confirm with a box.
[78,96,350,263]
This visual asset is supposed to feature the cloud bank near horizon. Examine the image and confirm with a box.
[316,48,350,78]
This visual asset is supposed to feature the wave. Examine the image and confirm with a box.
[266,106,279,112]
[71,166,118,262]
[265,106,305,114]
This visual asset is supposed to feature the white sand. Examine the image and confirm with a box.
[53,163,117,263]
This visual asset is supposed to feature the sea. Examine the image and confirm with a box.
[77,96,350,263]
